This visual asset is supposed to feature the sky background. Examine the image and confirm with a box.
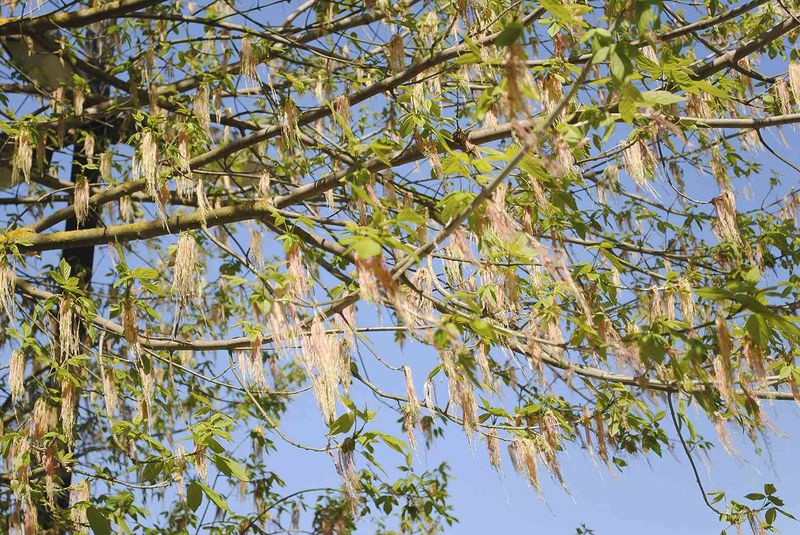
[4,1,800,533]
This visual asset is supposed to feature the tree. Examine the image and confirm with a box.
[1,0,799,532]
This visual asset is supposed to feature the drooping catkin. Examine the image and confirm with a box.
[594,410,609,463]
[59,299,79,360]
[622,139,650,189]
[172,233,198,302]
[140,130,159,199]
[83,133,95,163]
[73,85,85,116]
[258,169,271,198]
[678,278,696,326]
[44,445,57,506]
[249,224,264,270]
[402,365,421,421]
[193,445,208,481]
[475,343,494,390]
[195,178,210,226]
[29,397,57,441]
[119,194,133,221]
[60,379,77,444]
[711,189,741,245]
[789,62,800,105]
[9,350,24,402]
[74,177,90,226]
[286,244,309,298]
[0,259,16,316]
[193,86,211,136]
[387,34,405,72]
[774,79,793,115]
[333,94,351,132]
[510,437,541,493]
[486,428,502,473]
[300,317,343,423]
[122,295,138,346]
[281,98,299,148]
[240,36,259,80]
[176,130,191,182]
[713,315,735,404]
[99,151,113,181]
[70,479,90,527]
[12,128,33,184]
[102,367,117,417]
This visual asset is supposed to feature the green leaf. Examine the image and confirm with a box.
[765,508,777,524]
[349,236,382,258]
[328,411,356,436]
[694,287,733,300]
[214,455,250,481]
[745,493,765,501]
[198,483,232,512]
[641,90,684,106]
[187,481,203,512]
[87,506,111,535]
[496,21,523,47]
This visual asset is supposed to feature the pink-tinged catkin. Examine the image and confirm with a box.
[286,244,309,298]
[594,411,609,463]
[711,413,736,455]
[355,255,395,304]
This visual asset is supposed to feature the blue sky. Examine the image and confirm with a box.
[266,331,800,534]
